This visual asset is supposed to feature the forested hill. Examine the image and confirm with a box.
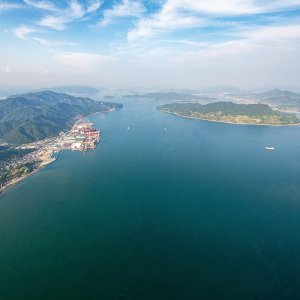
[0,91,122,145]
[157,101,300,126]
[159,102,277,115]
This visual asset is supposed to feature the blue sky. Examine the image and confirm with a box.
[1,0,300,88]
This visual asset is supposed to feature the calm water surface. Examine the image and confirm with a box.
[1,98,300,299]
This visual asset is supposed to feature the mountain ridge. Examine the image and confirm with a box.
[0,91,122,145]
[157,101,300,126]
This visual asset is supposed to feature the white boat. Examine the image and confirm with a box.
[265,146,275,150]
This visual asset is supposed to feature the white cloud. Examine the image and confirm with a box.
[14,26,37,40]
[128,4,205,41]
[177,24,300,59]
[128,0,300,41]
[54,52,117,68]
[0,2,23,11]
[39,15,70,30]
[161,0,256,15]
[23,0,59,12]
[69,0,84,18]
[25,0,103,30]
[32,37,76,47]
[156,0,300,16]
[14,25,75,47]
[128,15,205,41]
[86,0,102,13]
[42,69,49,75]
[24,0,102,14]
[101,0,145,26]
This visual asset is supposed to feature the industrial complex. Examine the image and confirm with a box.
[56,122,100,152]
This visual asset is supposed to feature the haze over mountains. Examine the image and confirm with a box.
[1,85,300,103]
[253,89,300,106]
[124,92,218,102]
[123,88,300,107]
[38,86,99,97]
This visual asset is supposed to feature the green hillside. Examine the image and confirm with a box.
[0,91,122,145]
[157,101,300,126]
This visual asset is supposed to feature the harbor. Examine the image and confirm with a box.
[36,121,101,165]
[56,121,101,152]
[37,121,101,166]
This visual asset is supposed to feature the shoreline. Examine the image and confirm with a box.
[0,158,56,195]
[0,104,121,196]
[0,111,106,195]
[0,111,102,195]
[160,110,300,127]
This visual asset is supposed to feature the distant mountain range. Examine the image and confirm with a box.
[123,89,300,109]
[198,86,244,94]
[124,92,217,102]
[253,89,300,107]
[40,85,99,96]
[0,85,30,99]
[0,91,122,145]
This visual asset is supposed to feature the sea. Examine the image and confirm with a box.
[1,97,300,300]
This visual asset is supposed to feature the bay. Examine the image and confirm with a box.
[1,98,300,299]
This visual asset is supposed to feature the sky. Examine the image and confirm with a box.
[0,0,300,89]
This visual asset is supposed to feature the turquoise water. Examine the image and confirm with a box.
[1,98,300,299]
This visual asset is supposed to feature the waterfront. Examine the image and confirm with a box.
[1,98,300,299]
[0,121,101,193]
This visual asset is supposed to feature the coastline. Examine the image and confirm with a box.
[0,109,114,196]
[159,110,300,127]
[0,157,56,195]
[76,107,119,122]
[0,110,108,195]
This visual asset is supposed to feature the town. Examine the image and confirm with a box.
[0,121,101,193]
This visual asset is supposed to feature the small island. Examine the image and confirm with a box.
[157,101,300,126]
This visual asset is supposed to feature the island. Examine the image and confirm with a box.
[0,91,123,193]
[157,101,300,126]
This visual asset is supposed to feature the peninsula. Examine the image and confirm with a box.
[0,91,123,193]
[157,101,300,126]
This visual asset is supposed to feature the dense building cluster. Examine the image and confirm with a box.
[57,122,100,151]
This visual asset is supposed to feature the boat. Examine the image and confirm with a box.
[265,146,275,150]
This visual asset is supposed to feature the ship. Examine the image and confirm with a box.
[265,146,275,150]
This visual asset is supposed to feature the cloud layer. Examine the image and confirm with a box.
[1,0,300,88]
